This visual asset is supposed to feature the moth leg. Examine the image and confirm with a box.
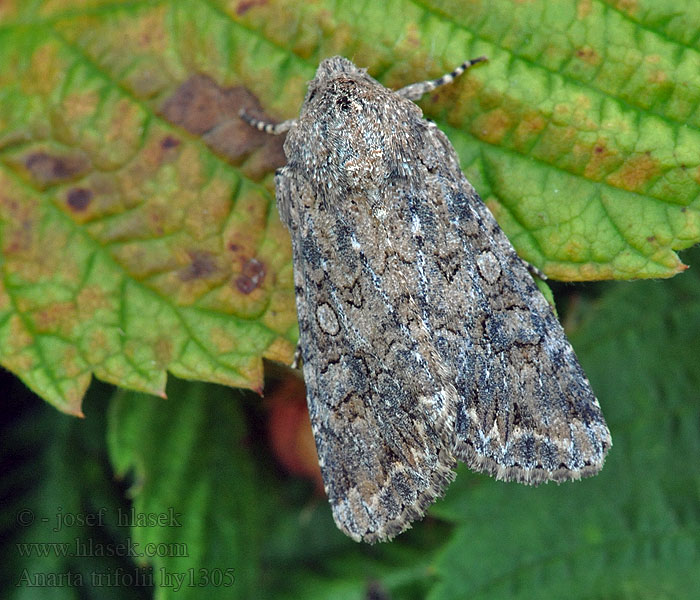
[291,342,303,370]
[239,109,296,135]
[396,56,487,101]
[521,258,547,281]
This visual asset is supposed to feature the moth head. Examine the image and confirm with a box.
[313,56,369,84]
[288,57,422,192]
[303,56,373,106]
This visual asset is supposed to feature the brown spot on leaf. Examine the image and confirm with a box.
[178,250,219,281]
[512,111,546,150]
[160,74,286,180]
[518,112,546,136]
[66,188,93,212]
[236,0,268,15]
[647,235,656,243]
[476,108,511,145]
[606,152,660,192]
[577,0,592,18]
[0,195,34,254]
[612,0,638,15]
[161,74,228,135]
[76,285,111,317]
[33,301,77,335]
[648,69,667,84]
[161,135,180,149]
[584,140,620,180]
[235,257,266,294]
[4,219,32,254]
[154,336,173,367]
[575,47,600,65]
[24,151,91,187]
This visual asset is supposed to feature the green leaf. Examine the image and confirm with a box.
[7,241,700,599]
[3,3,700,594]
[2,383,146,600]
[102,241,700,600]
[1,1,698,410]
[0,5,299,414]
[427,246,700,599]
[106,376,446,599]
[107,379,263,600]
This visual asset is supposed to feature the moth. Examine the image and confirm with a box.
[241,56,611,543]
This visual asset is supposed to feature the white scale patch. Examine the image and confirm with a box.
[316,303,340,335]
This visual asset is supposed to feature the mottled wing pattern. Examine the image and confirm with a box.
[275,167,458,542]
[404,124,612,484]
[271,56,610,543]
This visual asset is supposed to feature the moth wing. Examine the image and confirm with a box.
[276,167,458,543]
[451,191,611,483]
[413,127,612,484]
